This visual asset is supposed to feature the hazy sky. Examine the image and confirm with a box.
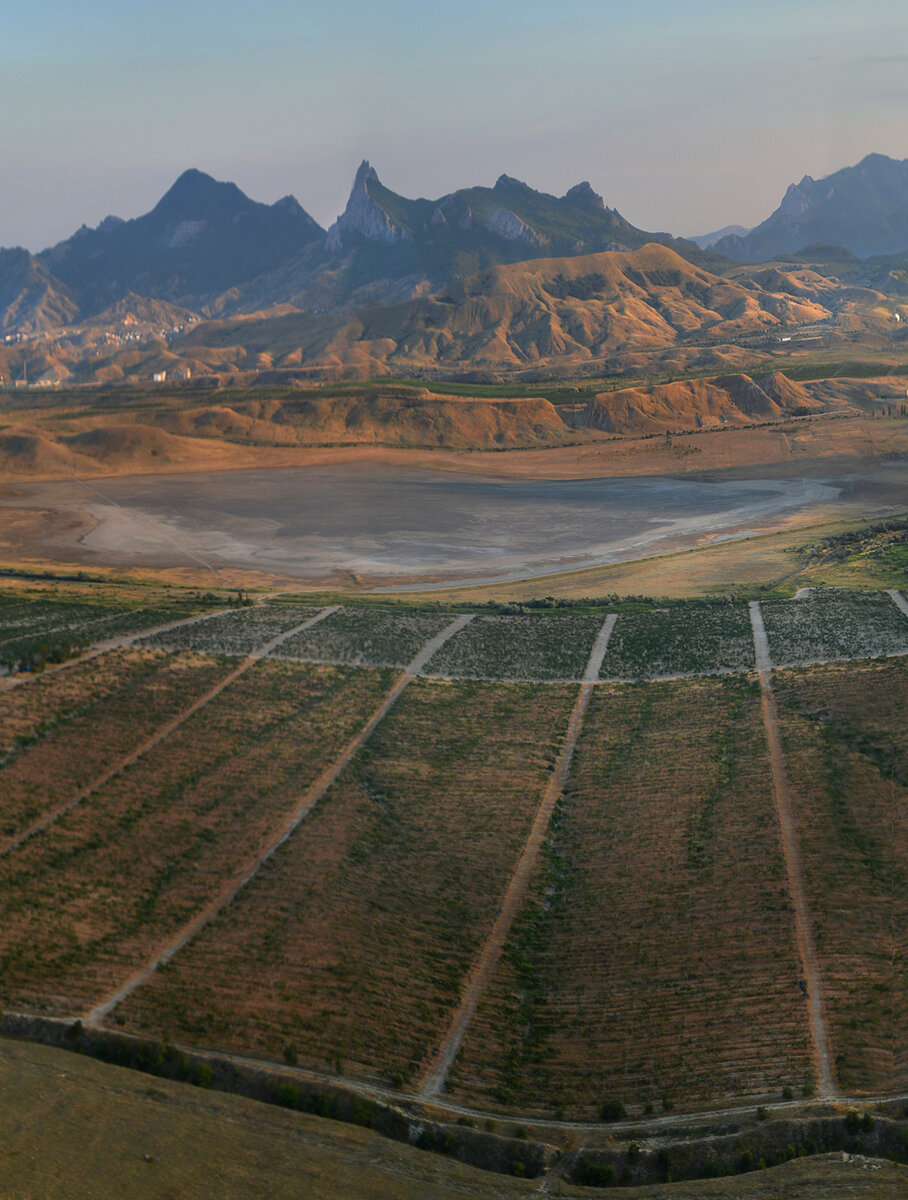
[3,0,908,249]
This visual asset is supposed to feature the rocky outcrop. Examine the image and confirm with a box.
[326,160,412,249]
[488,208,548,248]
[564,181,605,209]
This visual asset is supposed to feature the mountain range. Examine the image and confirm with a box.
[2,162,717,335]
[2,153,908,383]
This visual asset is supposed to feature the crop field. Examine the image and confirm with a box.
[274,606,453,667]
[423,613,604,679]
[0,660,393,1015]
[0,648,169,754]
[139,603,321,656]
[0,649,232,845]
[115,680,578,1084]
[0,596,201,673]
[773,659,908,1094]
[598,603,755,678]
[448,676,811,1116]
[759,589,908,666]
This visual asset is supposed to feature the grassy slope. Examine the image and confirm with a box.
[2,1039,906,1200]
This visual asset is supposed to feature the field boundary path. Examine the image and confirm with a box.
[84,613,473,1027]
[417,613,617,1098]
[888,588,908,621]
[749,602,837,1099]
[0,606,339,860]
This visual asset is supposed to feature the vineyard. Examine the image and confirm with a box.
[274,606,453,668]
[773,659,908,1095]
[598,602,755,678]
[448,676,812,1116]
[139,604,322,656]
[0,660,392,1014]
[423,613,605,679]
[116,680,578,1083]
[0,594,208,674]
[1,584,907,1122]
[760,589,908,666]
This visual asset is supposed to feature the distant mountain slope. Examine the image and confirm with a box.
[0,248,80,334]
[687,225,750,250]
[223,161,721,317]
[37,170,325,315]
[715,154,908,261]
[165,243,834,378]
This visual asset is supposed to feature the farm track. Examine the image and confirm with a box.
[750,603,837,1100]
[11,1010,906,1143]
[889,588,908,620]
[84,613,473,1028]
[0,606,339,860]
[417,614,616,1098]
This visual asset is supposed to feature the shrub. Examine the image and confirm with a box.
[278,1083,300,1109]
[599,1098,627,1121]
[192,1062,213,1089]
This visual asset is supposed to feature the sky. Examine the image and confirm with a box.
[3,0,908,250]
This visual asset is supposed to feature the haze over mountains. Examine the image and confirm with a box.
[713,154,908,261]
[2,153,908,384]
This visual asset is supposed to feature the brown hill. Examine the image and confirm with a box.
[580,372,831,435]
[0,391,588,478]
[759,370,826,414]
[159,389,578,450]
[152,243,834,381]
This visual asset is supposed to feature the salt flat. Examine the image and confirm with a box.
[0,461,901,587]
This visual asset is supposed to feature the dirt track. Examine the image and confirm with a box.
[0,606,339,859]
[418,614,616,1097]
[750,601,837,1099]
[84,614,473,1027]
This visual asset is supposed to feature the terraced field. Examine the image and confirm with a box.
[0,660,393,1014]
[760,589,908,666]
[275,606,453,667]
[598,603,755,678]
[423,613,604,680]
[773,659,908,1095]
[447,676,812,1115]
[115,680,578,1084]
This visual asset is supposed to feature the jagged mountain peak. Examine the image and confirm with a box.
[151,169,250,221]
[564,180,604,208]
[353,159,381,189]
[494,174,533,193]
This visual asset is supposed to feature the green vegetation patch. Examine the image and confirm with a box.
[274,606,452,668]
[423,613,604,680]
[599,602,755,678]
[760,589,908,665]
[140,603,319,657]
[0,661,392,1014]
[448,676,810,1115]
[0,595,201,674]
[114,679,576,1083]
[773,660,908,1093]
